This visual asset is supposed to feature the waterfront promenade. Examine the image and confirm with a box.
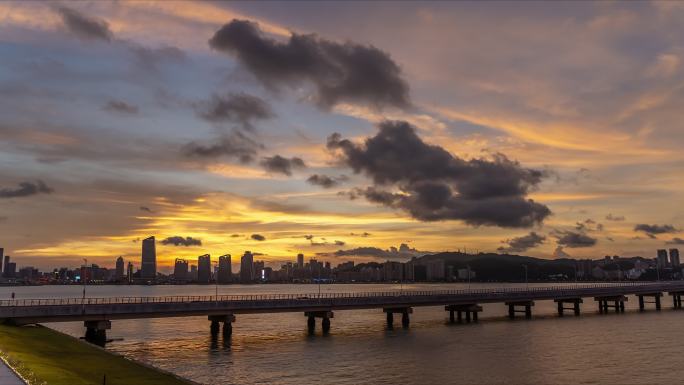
[2,282,684,343]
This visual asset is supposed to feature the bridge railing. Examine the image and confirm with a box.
[1,282,683,308]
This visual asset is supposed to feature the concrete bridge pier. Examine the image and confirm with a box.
[384,307,412,329]
[304,311,334,334]
[669,292,684,309]
[445,304,482,323]
[637,293,662,311]
[554,298,582,316]
[209,314,236,337]
[505,301,534,319]
[84,320,111,345]
[594,296,627,313]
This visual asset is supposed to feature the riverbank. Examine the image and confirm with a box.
[0,324,193,385]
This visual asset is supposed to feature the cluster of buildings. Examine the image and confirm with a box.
[574,249,681,280]
[1,238,681,285]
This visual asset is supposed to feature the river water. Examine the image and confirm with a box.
[2,283,682,385]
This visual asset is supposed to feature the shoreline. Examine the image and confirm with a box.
[0,279,659,287]
[0,324,196,385]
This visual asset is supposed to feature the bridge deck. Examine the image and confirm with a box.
[2,282,684,324]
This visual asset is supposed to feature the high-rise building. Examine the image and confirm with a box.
[197,254,211,283]
[254,260,265,280]
[5,261,16,278]
[127,262,133,283]
[297,253,304,268]
[3,254,13,278]
[0,248,4,274]
[657,249,669,269]
[218,254,232,283]
[190,265,198,281]
[670,249,681,268]
[115,256,125,280]
[240,251,254,283]
[141,236,156,280]
[174,258,189,281]
[2,251,7,277]
[383,261,403,281]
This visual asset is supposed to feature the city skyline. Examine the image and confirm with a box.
[2,1,684,269]
[1,238,681,284]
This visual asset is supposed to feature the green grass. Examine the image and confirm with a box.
[0,324,192,385]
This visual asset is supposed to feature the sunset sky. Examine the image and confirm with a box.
[1,1,683,271]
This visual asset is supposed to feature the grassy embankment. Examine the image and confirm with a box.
[0,324,192,385]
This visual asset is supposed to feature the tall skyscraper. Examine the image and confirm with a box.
[115,256,125,280]
[218,254,232,283]
[657,249,669,269]
[240,251,254,283]
[2,254,10,278]
[127,262,133,283]
[297,253,304,268]
[670,249,681,268]
[141,236,156,280]
[254,260,265,280]
[174,258,189,281]
[198,254,211,283]
[1,249,6,276]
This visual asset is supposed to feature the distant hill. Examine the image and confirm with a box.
[414,252,640,281]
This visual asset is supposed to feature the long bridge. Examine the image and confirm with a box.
[2,282,684,344]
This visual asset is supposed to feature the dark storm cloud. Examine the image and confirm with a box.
[667,237,684,245]
[634,223,679,238]
[328,120,551,228]
[183,132,262,163]
[56,6,113,42]
[605,213,626,221]
[498,232,546,253]
[208,20,410,110]
[0,180,54,198]
[194,93,273,130]
[307,174,348,188]
[139,206,153,213]
[103,100,139,114]
[260,155,306,176]
[251,234,266,241]
[161,236,202,246]
[553,230,597,248]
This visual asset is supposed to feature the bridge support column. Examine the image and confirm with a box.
[669,292,684,309]
[304,311,334,334]
[84,320,111,345]
[505,301,534,319]
[594,296,627,314]
[554,298,583,317]
[445,304,482,324]
[384,307,412,329]
[402,312,410,328]
[636,293,662,311]
[209,314,235,337]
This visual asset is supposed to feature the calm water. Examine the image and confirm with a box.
[2,283,683,385]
